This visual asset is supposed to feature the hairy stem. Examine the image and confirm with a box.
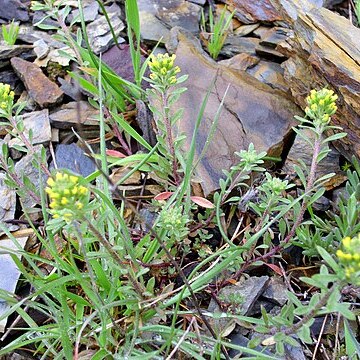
[161,91,179,185]
[282,283,337,336]
[231,136,322,281]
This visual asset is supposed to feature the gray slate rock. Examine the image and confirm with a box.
[14,145,47,209]
[206,276,270,336]
[33,39,50,60]
[210,276,270,316]
[188,0,206,4]
[0,0,29,22]
[9,110,51,148]
[18,25,64,48]
[262,276,288,306]
[0,70,19,89]
[234,23,261,37]
[0,237,27,332]
[259,27,293,48]
[220,36,260,57]
[87,11,125,54]
[32,10,58,28]
[138,0,201,43]
[68,1,99,23]
[0,172,16,231]
[284,128,341,179]
[0,45,34,61]
[50,143,96,177]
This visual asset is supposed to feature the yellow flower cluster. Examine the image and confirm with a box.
[45,172,89,222]
[304,88,338,125]
[336,234,360,282]
[148,53,181,86]
[0,82,14,113]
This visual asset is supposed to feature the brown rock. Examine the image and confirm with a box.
[246,60,289,93]
[222,0,283,24]
[219,53,260,71]
[220,36,260,57]
[234,23,261,37]
[168,28,299,195]
[259,27,293,48]
[10,57,63,108]
[49,101,99,129]
[255,43,287,61]
[270,0,360,159]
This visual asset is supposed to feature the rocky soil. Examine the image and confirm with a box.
[0,0,359,358]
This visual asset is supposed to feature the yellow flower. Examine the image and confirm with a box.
[304,88,338,125]
[45,171,89,223]
[0,82,15,117]
[337,234,360,284]
[148,52,181,88]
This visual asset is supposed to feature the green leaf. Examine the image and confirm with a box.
[322,132,347,143]
[297,323,312,344]
[316,246,340,273]
[111,111,152,151]
[344,319,360,358]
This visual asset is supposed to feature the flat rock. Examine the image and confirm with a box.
[49,101,99,129]
[0,172,16,230]
[87,11,125,54]
[222,0,283,24]
[168,28,299,195]
[35,47,76,67]
[246,60,289,92]
[253,25,273,39]
[270,0,360,159]
[255,44,287,61]
[262,277,288,306]
[228,332,278,359]
[18,25,64,48]
[138,0,201,43]
[220,36,260,57]
[206,276,270,334]
[234,23,260,37]
[188,0,206,4]
[260,27,293,48]
[32,10,59,28]
[283,128,341,179]
[102,45,149,84]
[209,276,270,315]
[0,45,34,61]
[11,57,64,108]
[9,109,51,148]
[0,70,20,89]
[50,143,96,177]
[219,53,260,71]
[0,237,27,333]
[68,1,99,23]
[0,0,29,22]
[33,39,49,60]
[14,145,47,209]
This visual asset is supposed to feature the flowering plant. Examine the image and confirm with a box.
[46,172,89,223]
[304,88,338,127]
[146,53,188,185]
[148,53,181,89]
[337,234,360,283]
[0,82,15,118]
